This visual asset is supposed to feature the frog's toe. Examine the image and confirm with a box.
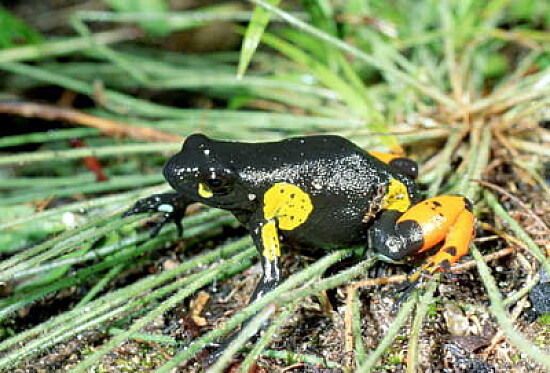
[123,195,166,216]
[390,270,434,312]
[123,193,189,237]
[149,215,169,238]
[149,208,186,238]
[202,348,222,367]
[173,215,184,237]
[122,200,147,217]
[201,340,241,367]
[390,279,419,313]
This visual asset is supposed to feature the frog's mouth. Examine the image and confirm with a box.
[191,182,257,210]
[196,181,233,199]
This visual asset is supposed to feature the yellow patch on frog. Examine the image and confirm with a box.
[261,220,281,261]
[381,179,411,212]
[198,183,213,198]
[263,183,313,230]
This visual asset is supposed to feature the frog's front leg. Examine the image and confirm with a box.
[205,214,283,364]
[123,192,192,237]
[368,195,475,281]
[247,182,314,301]
[207,183,313,362]
[248,218,283,303]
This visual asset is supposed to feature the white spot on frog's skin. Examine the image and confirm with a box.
[248,194,256,201]
[387,236,403,253]
[203,149,210,155]
[239,153,379,195]
[313,182,322,190]
[158,204,174,213]
[264,257,279,281]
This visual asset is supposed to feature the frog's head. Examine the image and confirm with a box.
[163,134,255,209]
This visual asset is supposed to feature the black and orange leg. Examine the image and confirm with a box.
[368,195,475,282]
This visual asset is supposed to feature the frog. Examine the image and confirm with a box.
[124,133,475,354]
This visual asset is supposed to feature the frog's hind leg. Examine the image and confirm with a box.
[400,195,474,271]
[408,202,474,283]
[368,195,475,280]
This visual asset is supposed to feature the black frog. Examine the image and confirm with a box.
[124,133,474,357]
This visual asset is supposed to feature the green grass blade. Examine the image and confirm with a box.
[237,0,282,79]
[103,0,170,36]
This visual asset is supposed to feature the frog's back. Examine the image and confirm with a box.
[207,135,417,248]
[208,135,382,185]
[207,135,361,168]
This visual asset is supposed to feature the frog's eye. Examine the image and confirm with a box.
[206,178,224,189]
[199,169,235,196]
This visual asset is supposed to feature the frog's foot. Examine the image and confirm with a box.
[123,192,190,237]
[390,279,419,313]
[390,270,438,313]
[202,341,226,366]
[202,338,243,367]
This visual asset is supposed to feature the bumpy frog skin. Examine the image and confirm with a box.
[124,134,474,356]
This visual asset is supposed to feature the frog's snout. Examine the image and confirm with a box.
[162,154,193,188]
